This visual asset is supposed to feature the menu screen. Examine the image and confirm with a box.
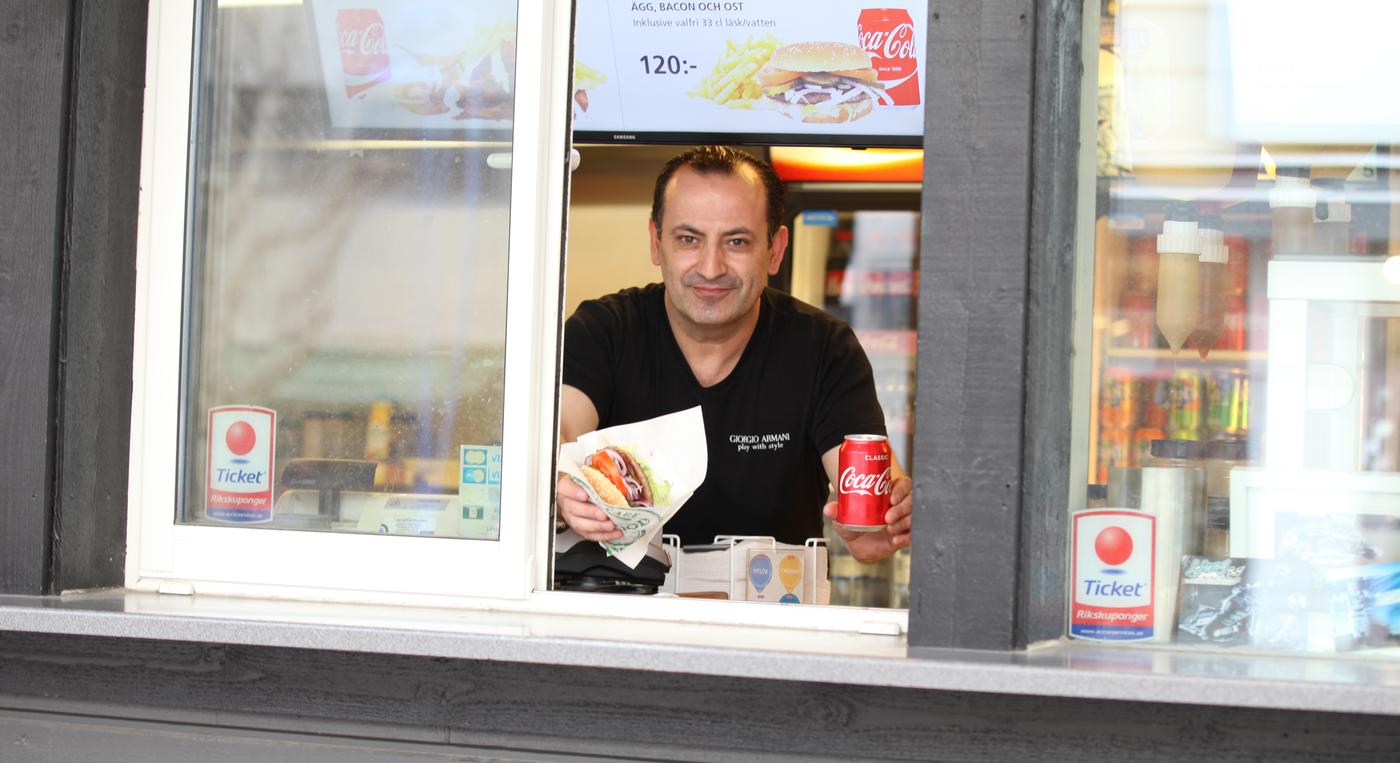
[307,0,519,134]
[574,0,927,146]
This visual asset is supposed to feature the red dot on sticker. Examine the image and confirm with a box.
[225,421,256,456]
[1094,526,1133,566]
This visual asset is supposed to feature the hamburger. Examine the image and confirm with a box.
[757,41,890,123]
[580,447,668,509]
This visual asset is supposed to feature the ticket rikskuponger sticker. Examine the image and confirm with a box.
[206,405,276,523]
[1071,509,1156,641]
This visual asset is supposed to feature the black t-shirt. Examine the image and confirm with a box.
[563,283,886,545]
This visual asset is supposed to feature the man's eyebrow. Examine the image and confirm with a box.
[668,224,757,238]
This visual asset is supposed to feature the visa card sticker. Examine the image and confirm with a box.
[458,445,502,540]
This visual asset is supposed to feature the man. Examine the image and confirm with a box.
[556,146,911,564]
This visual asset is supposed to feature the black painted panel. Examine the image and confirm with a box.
[909,1,1038,649]
[51,0,148,592]
[0,0,72,593]
[1018,0,1082,646]
[2,633,1399,761]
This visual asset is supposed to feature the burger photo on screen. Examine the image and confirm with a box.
[579,446,671,509]
[392,35,515,121]
[572,60,607,120]
[757,41,893,123]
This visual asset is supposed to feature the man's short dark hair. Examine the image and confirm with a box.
[650,146,786,242]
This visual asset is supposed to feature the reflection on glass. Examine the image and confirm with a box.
[180,1,519,539]
[1075,0,1400,655]
[792,209,919,608]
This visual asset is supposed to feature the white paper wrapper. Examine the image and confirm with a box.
[558,406,707,568]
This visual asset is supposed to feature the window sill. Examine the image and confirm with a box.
[2,591,1399,716]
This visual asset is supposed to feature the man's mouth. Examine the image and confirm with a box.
[692,285,732,299]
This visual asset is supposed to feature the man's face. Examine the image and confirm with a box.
[649,166,788,332]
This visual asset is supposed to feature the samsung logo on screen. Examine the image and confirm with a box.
[611,134,637,141]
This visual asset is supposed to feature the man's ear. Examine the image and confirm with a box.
[648,218,662,266]
[767,224,790,276]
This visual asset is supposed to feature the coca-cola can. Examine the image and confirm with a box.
[857,8,921,106]
[336,9,391,100]
[837,434,892,531]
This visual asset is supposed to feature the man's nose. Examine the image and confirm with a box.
[695,241,726,279]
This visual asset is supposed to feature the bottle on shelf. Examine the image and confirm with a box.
[1269,168,1315,256]
[1167,369,1205,441]
[1191,217,1228,360]
[1097,426,1133,485]
[1155,203,1202,353]
[1118,235,1159,349]
[1218,233,1249,352]
[1203,438,1249,558]
[1097,367,1138,483]
[364,400,393,460]
[1204,370,1249,440]
[365,400,394,488]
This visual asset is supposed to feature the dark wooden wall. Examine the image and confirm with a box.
[50,0,146,592]
[3,632,1400,762]
[1018,0,1083,645]
[0,0,145,596]
[0,0,69,594]
[910,0,1080,649]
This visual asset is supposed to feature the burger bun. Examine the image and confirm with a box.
[769,41,871,75]
[580,465,628,508]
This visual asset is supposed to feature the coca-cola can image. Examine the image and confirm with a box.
[837,434,892,531]
[857,8,921,106]
[336,9,391,100]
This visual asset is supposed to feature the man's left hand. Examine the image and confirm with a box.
[823,474,912,563]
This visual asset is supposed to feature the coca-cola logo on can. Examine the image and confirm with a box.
[858,21,917,68]
[336,9,391,99]
[857,8,922,107]
[839,465,892,497]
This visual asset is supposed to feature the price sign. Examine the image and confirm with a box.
[638,54,701,75]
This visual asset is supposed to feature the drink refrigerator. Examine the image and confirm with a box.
[779,175,920,608]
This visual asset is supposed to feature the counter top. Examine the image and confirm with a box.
[3,590,1399,716]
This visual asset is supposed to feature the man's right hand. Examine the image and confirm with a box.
[556,472,623,541]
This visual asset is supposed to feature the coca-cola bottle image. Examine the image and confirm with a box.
[857,8,921,106]
[337,9,391,100]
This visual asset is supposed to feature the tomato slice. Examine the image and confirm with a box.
[587,452,628,498]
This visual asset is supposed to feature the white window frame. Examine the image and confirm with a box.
[127,0,568,603]
[128,0,909,636]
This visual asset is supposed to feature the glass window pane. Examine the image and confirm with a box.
[1075,0,1400,654]
[807,210,918,609]
[179,1,520,539]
